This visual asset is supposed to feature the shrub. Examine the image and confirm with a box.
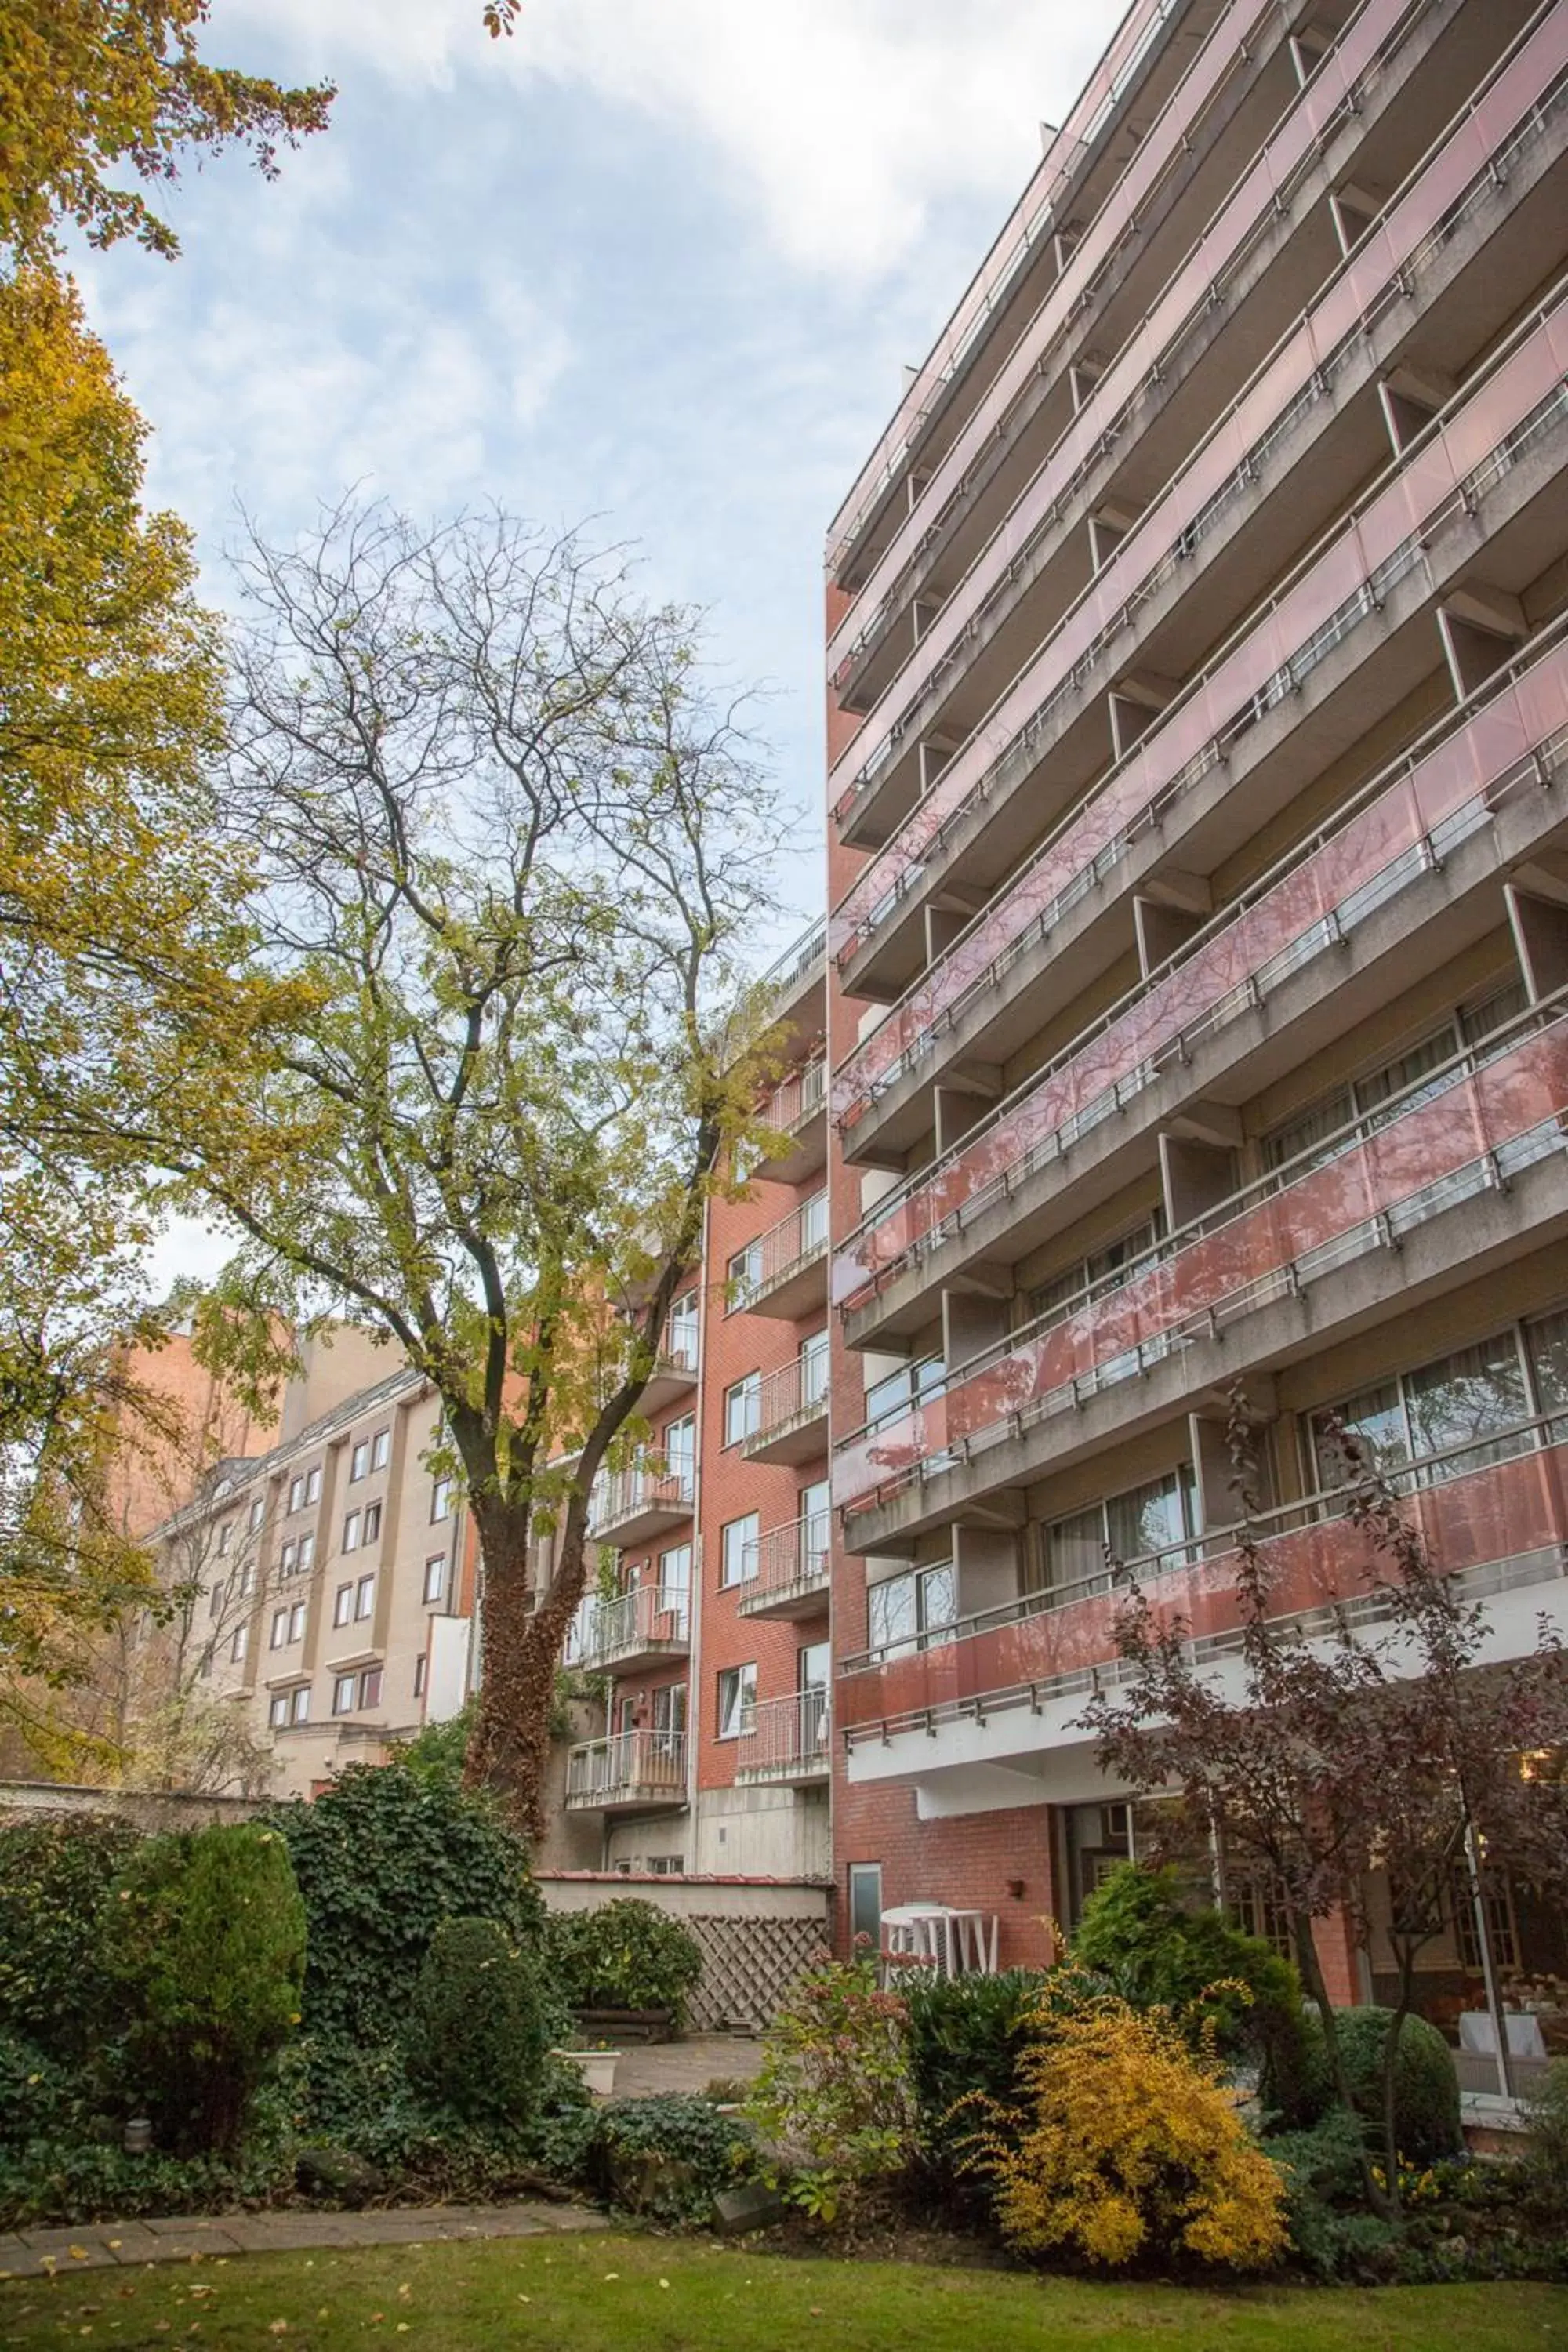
[743,1948,916,2226]
[902,1967,1046,2192]
[103,1823,306,2157]
[1523,2056,1568,2218]
[545,1898,703,2026]
[402,1916,555,2126]
[1299,2006,1461,2165]
[1073,1864,1309,2116]
[969,1979,1287,2271]
[0,1818,139,2061]
[583,2093,754,2222]
[262,1762,543,2046]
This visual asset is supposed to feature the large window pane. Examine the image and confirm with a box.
[868,1574,917,1654]
[1312,1380,1406,1487]
[1047,1506,1105,1592]
[1404,1335,1529,1477]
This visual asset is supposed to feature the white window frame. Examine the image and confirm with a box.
[720,1512,758,1588]
[716,1661,757,1740]
[423,1554,446,1604]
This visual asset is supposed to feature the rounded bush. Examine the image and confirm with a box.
[1301,2005,1462,2164]
[402,1916,554,2126]
[546,1898,702,2025]
[0,1818,139,2060]
[104,1823,307,2157]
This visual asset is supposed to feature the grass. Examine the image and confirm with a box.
[0,2231,1563,2350]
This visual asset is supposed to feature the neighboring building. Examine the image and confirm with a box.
[822,0,1568,2009]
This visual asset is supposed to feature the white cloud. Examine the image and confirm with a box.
[226,0,1122,281]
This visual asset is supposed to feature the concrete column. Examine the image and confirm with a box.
[1159,1124,1240,1231]
[953,1521,1022,1617]
[1505,883,1568,1004]
[1134,895,1205,978]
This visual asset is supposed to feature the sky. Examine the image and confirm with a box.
[86,0,1127,1285]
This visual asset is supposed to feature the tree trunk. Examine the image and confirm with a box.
[1290,1904,1393,2220]
[465,1494,591,1842]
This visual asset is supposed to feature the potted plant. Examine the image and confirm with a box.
[545,1899,703,2042]
[551,2039,622,2096]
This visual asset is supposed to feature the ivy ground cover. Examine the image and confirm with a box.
[0,2234,1561,2350]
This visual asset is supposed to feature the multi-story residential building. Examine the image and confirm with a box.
[823,0,1568,2009]
[561,927,833,1880]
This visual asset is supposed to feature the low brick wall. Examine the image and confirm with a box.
[536,1871,832,2032]
[0,1782,264,1833]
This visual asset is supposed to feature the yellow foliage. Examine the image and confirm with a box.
[971,1984,1287,2273]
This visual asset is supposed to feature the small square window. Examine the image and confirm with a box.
[413,1653,428,1698]
[362,1500,382,1544]
[371,1429,390,1472]
[333,1584,353,1628]
[270,1608,289,1650]
[289,1600,307,1641]
[350,1440,369,1483]
[290,1685,310,1725]
[431,1476,453,1523]
[332,1674,356,1716]
[355,1574,376,1621]
[268,1693,289,1729]
[288,1475,305,1514]
[305,1465,321,1504]
[216,1521,234,1557]
[423,1555,446,1605]
[359,1666,383,1709]
[343,1510,360,1553]
[230,1624,248,1664]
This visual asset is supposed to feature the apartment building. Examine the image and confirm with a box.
[561,928,833,1880]
[141,1345,481,1801]
[823,0,1568,2005]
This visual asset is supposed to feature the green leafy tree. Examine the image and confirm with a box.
[403,1916,556,2125]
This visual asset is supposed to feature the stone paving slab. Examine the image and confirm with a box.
[0,2199,608,2279]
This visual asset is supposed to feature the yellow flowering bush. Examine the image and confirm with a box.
[967,1983,1287,2271]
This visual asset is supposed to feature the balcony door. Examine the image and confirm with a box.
[798,1639,830,1754]
[800,1478,830,1575]
[664,1414,695,1494]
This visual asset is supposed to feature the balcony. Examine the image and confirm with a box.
[831,278,1568,1001]
[837,997,1568,1532]
[590,1465,695,1548]
[743,1356,830,1468]
[565,1729,688,1814]
[758,1057,828,1185]
[737,1512,832,1621]
[836,1426,1568,1798]
[735,1689,832,1787]
[730,1191,829,1321]
[576,1583,690,1675]
[834,630,1568,1321]
[637,1338,700,1419]
[758,918,828,1037]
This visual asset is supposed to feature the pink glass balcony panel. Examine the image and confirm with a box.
[834,24,1568,1102]
[831,0,1548,812]
[834,1020,1568,1509]
[831,288,1568,967]
[836,1439,1568,1730]
[833,648,1568,1304]
[827,0,1238,575]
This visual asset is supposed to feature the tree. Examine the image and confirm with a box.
[0,0,332,261]
[111,499,789,1835]
[1083,1383,1568,2216]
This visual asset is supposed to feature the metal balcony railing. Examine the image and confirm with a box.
[748,1354,831,1450]
[589,1464,695,1537]
[833,626,1568,1308]
[830,256,1568,971]
[577,1583,690,1668]
[565,1729,688,1806]
[836,994,1568,1518]
[764,1056,827,1137]
[757,919,827,1007]
[728,1191,829,1312]
[736,1689,832,1779]
[837,1419,1568,1744]
[744,1511,833,1606]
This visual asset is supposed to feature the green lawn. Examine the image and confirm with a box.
[0,2231,1563,2351]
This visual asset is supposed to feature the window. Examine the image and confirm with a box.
[239,1561,256,1599]
[362,1501,382,1544]
[1029,1212,1165,1323]
[290,1685,310,1725]
[1043,1467,1200,1596]
[800,1327,830,1406]
[666,1294,699,1370]
[216,1521,234,1557]
[652,1682,688,1743]
[249,1496,265,1533]
[431,1476,452,1523]
[867,1563,956,1657]
[727,1240,762,1307]
[658,1542,691,1612]
[413,1653,428,1698]
[209,1580,225,1620]
[644,1854,684,1876]
[333,1584,353,1628]
[332,1674,356,1715]
[230,1624,248,1664]
[1311,1331,1533,1492]
[371,1428,390,1472]
[663,1415,695,1491]
[716,1662,757,1740]
[342,1510,361,1552]
[359,1666,383,1709]
[1454,1872,1519,1973]
[270,1608,289,1650]
[355,1573,376,1621]
[297,1532,315,1573]
[289,1600,307,1641]
[800,1478,831,1576]
[268,1693,289,1729]
[350,1440,369,1482]
[848,1863,883,1951]
[865,1352,944,1432]
[720,1513,758,1588]
[287,1475,305,1514]
[724,1372,760,1445]
[198,1640,212,1677]
[280,1538,297,1578]
[304,1465,321,1504]
[423,1554,446,1605]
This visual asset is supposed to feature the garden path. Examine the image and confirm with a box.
[608,2031,764,2099]
[0,2201,610,2279]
